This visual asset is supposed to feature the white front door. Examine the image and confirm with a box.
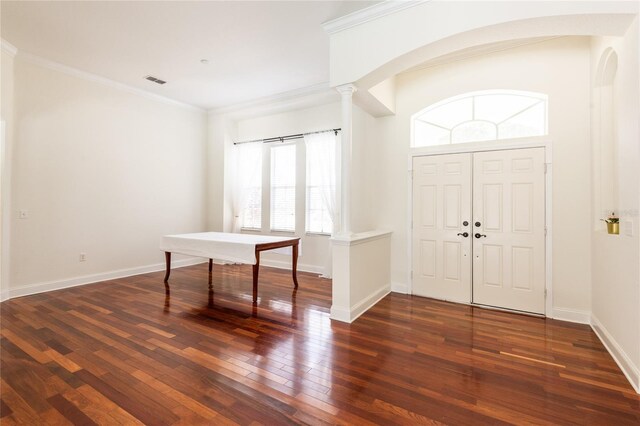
[412,153,472,303]
[412,147,546,314]
[472,148,546,314]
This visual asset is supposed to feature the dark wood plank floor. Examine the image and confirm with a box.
[1,263,639,425]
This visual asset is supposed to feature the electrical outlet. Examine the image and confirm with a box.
[19,210,29,219]
[79,253,87,262]
[623,220,634,237]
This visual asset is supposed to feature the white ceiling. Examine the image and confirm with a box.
[1,1,379,110]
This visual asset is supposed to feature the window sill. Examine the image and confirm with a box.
[305,232,331,237]
[270,229,296,235]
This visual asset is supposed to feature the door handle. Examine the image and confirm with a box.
[474,233,487,239]
[457,232,469,238]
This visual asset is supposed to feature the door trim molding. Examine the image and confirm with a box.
[408,137,553,316]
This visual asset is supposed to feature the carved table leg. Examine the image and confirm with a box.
[292,242,299,288]
[164,252,171,293]
[252,251,260,303]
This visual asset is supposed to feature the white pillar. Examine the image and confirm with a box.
[336,83,357,236]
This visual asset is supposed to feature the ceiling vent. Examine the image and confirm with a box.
[144,75,167,85]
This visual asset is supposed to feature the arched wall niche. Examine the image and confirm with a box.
[593,47,618,228]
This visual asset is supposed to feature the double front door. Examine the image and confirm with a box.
[411,148,546,314]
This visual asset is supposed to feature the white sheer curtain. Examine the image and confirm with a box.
[304,131,337,277]
[305,131,337,231]
[232,142,262,233]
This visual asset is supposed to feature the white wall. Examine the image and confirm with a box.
[8,57,208,293]
[590,18,640,391]
[351,105,378,233]
[328,1,637,88]
[373,37,593,314]
[1,47,16,298]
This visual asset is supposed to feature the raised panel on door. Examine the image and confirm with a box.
[472,148,545,314]
[412,153,472,303]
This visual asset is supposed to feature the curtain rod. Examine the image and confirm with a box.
[234,128,341,145]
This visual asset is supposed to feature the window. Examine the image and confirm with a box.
[412,90,548,147]
[234,131,337,236]
[305,132,336,234]
[237,142,262,230]
[270,144,296,232]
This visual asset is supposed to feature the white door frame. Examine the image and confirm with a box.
[408,137,553,316]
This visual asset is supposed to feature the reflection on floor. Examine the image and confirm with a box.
[1,263,639,424]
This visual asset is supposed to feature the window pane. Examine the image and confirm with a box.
[417,97,472,129]
[451,121,496,144]
[271,144,296,231]
[498,101,546,139]
[242,187,262,229]
[307,186,332,234]
[306,134,336,234]
[413,120,450,147]
[474,94,540,123]
[238,143,262,229]
[411,91,548,147]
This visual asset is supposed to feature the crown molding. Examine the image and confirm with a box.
[17,51,203,112]
[209,82,338,118]
[322,0,430,35]
[1,39,18,57]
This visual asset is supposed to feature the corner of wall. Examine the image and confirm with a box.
[591,313,640,394]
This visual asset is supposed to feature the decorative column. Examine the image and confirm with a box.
[335,84,357,236]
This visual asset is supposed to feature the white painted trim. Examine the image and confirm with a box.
[259,258,325,276]
[543,143,553,317]
[1,258,205,301]
[0,121,10,302]
[1,39,17,57]
[410,136,552,156]
[407,154,414,294]
[209,82,336,116]
[329,305,351,323]
[551,307,591,324]
[350,284,390,322]
[330,283,391,323]
[391,282,409,294]
[17,52,203,112]
[331,229,392,246]
[322,0,430,35]
[591,314,640,394]
[408,138,553,315]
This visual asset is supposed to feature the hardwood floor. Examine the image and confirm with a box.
[1,263,639,425]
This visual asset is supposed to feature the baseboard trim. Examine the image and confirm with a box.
[591,314,640,394]
[259,259,324,276]
[391,282,408,294]
[330,283,390,323]
[551,307,591,324]
[2,258,205,301]
[329,305,352,323]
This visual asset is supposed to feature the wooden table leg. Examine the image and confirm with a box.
[252,251,260,303]
[163,252,171,293]
[292,242,299,288]
[208,259,213,272]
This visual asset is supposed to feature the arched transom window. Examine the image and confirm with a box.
[412,90,548,147]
